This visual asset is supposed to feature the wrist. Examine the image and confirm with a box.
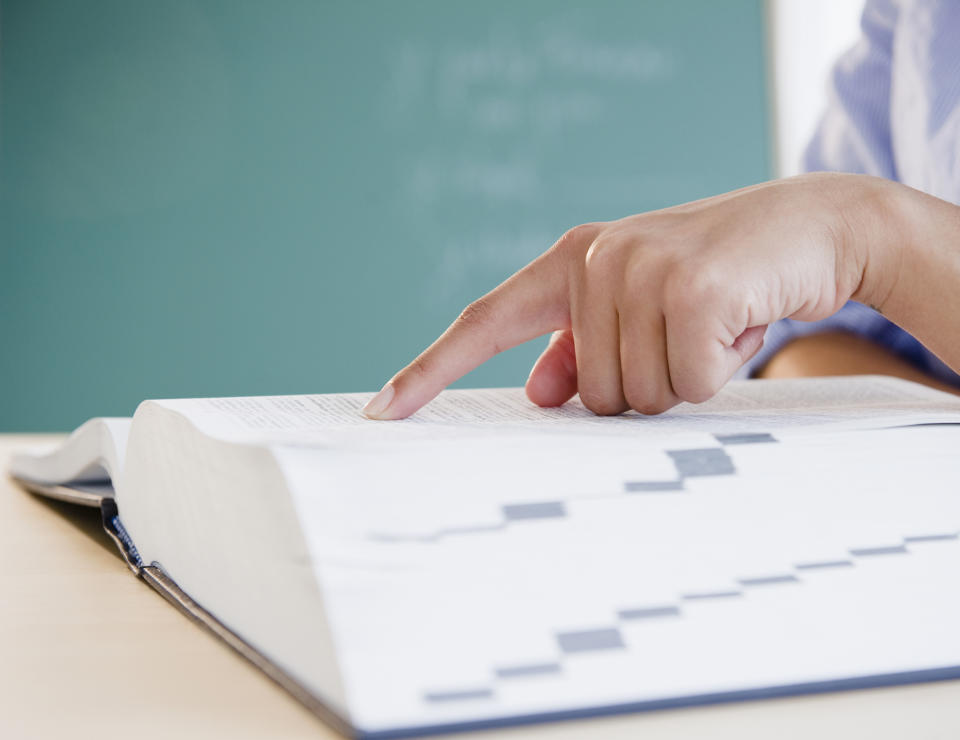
[844,175,909,313]
[850,177,960,374]
[859,179,960,315]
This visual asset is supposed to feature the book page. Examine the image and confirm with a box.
[9,417,132,488]
[152,375,960,450]
[273,415,960,733]
[138,376,960,733]
[199,376,960,733]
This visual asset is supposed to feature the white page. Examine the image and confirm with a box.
[146,376,960,733]
[153,375,960,447]
[274,423,960,733]
[10,417,132,487]
[204,377,960,733]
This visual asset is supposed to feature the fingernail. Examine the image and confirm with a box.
[362,383,395,419]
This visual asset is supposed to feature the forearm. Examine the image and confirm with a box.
[855,181,960,375]
[757,331,960,395]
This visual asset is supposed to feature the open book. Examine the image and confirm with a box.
[10,376,960,737]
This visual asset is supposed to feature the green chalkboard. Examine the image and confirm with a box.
[0,0,770,431]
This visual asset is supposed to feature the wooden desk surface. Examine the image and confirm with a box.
[3,433,960,740]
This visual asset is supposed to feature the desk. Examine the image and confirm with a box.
[3,434,960,739]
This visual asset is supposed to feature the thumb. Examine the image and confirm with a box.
[525,329,579,407]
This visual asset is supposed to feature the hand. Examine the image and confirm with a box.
[364,173,908,419]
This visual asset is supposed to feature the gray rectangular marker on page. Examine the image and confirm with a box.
[495,662,562,679]
[681,590,743,601]
[502,501,566,520]
[624,480,684,492]
[618,605,681,620]
[715,432,777,445]
[738,574,800,586]
[904,533,959,543]
[795,559,854,570]
[667,448,735,477]
[556,628,625,653]
[424,688,494,702]
[850,544,908,557]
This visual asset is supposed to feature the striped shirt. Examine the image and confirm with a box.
[742,0,960,387]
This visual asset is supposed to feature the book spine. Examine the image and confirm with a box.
[100,498,143,573]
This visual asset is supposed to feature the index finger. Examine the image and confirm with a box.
[363,225,599,419]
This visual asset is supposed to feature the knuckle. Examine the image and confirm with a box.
[582,234,625,277]
[578,388,625,417]
[624,385,674,416]
[671,371,720,405]
[685,263,726,306]
[671,363,723,403]
[555,222,599,250]
[662,260,727,321]
[634,402,672,416]
[456,297,495,330]
[551,222,603,262]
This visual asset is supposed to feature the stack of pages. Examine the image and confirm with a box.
[10,376,960,737]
